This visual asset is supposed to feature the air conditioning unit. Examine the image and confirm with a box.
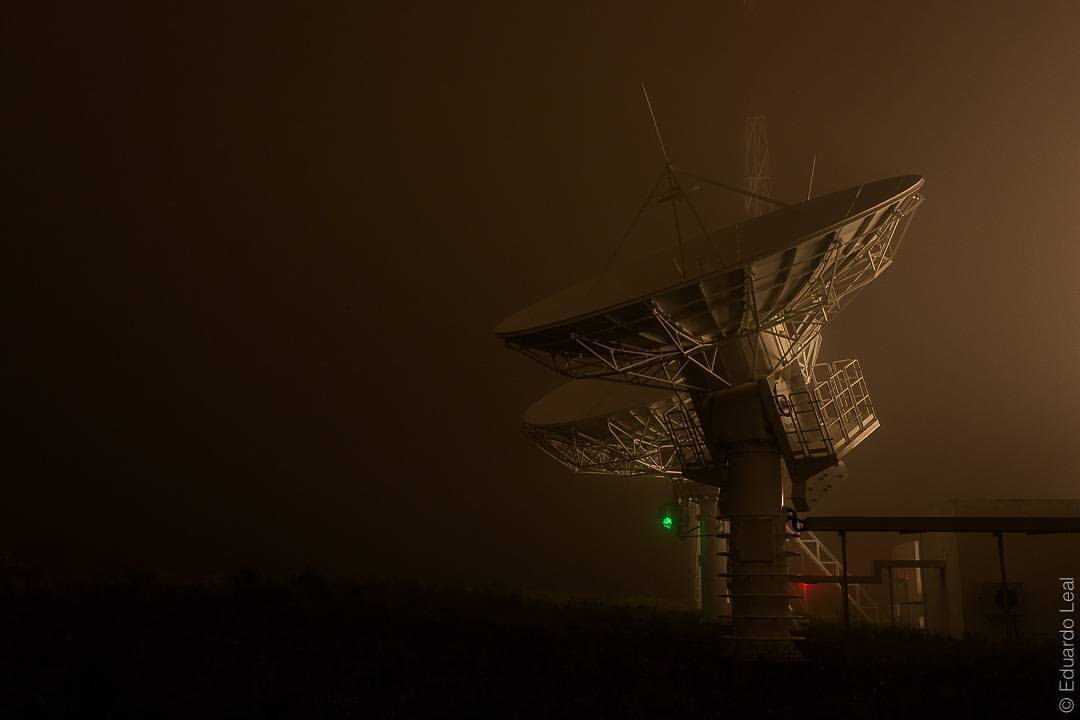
[979,581,1024,616]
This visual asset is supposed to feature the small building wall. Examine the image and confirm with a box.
[918,531,960,636]
[918,499,1080,639]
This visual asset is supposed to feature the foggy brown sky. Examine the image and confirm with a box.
[4,2,1080,604]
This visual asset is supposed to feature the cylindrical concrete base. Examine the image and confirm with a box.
[724,445,792,643]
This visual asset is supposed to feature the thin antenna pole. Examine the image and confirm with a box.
[670,197,685,278]
[641,83,671,166]
[806,154,817,200]
[641,82,686,278]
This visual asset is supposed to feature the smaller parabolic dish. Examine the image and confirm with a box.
[523,379,701,478]
[523,356,882,509]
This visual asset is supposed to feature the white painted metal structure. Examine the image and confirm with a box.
[523,356,880,512]
[498,168,923,648]
[796,531,879,622]
[496,175,923,392]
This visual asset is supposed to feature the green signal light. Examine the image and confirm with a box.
[661,515,674,530]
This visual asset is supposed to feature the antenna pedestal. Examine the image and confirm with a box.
[722,445,793,645]
[696,382,796,649]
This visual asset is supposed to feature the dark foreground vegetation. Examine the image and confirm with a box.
[0,570,1059,718]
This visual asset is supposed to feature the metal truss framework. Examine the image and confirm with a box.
[525,356,878,489]
[514,190,922,393]
[524,390,711,478]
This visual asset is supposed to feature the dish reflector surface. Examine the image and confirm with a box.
[496,175,923,345]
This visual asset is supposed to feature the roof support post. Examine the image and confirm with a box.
[840,529,850,630]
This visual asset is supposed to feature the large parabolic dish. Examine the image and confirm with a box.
[497,175,924,391]
[499,168,924,648]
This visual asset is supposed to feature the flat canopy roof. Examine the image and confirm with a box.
[802,516,1080,534]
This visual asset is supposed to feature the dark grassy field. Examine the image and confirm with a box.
[0,572,1060,718]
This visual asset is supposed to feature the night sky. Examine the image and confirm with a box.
[5,2,1080,604]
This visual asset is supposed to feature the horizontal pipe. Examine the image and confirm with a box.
[800,559,944,586]
[801,516,1080,534]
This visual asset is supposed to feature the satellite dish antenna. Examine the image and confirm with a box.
[495,174,922,392]
[496,98,924,651]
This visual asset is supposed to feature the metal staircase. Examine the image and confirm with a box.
[795,530,880,623]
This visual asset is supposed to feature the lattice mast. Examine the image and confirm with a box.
[744,116,773,219]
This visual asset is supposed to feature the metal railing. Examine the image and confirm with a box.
[775,358,878,463]
[775,390,832,460]
[811,359,877,455]
[796,531,880,623]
